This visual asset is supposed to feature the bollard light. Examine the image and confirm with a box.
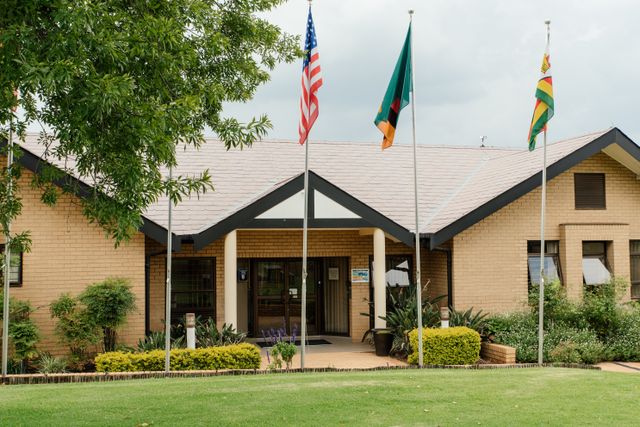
[440,307,450,329]
[186,313,196,349]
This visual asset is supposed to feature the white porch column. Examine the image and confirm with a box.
[373,228,386,328]
[224,230,238,327]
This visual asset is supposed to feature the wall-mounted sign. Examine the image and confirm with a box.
[351,269,370,283]
[328,267,339,281]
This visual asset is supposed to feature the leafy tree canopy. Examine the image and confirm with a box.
[0,0,299,244]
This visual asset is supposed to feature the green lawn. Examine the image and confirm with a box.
[0,368,637,426]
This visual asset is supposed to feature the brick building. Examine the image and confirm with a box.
[6,127,640,352]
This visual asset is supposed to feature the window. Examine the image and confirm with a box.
[582,241,611,286]
[0,245,22,286]
[630,241,640,299]
[385,255,413,287]
[171,258,215,324]
[574,173,606,209]
[527,241,561,287]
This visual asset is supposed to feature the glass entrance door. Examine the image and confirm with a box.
[254,259,319,336]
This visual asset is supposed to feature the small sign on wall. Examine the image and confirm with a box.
[328,267,339,281]
[351,268,370,283]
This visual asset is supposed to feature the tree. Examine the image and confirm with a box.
[0,0,299,245]
[79,277,137,352]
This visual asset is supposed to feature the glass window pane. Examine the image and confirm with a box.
[386,256,411,287]
[583,257,611,285]
[583,242,606,256]
[1,250,21,284]
[528,256,559,285]
[631,255,640,284]
[546,241,559,254]
[631,241,640,255]
[631,284,640,300]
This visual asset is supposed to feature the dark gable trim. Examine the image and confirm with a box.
[7,143,180,250]
[192,171,414,250]
[429,128,633,249]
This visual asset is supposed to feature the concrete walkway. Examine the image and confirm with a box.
[597,361,640,373]
[254,336,408,369]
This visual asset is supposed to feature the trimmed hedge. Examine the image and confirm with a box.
[95,343,261,372]
[408,327,481,365]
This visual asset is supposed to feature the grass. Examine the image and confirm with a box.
[0,368,638,426]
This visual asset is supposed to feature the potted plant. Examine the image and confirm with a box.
[372,328,393,356]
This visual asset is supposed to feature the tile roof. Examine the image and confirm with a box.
[18,129,611,239]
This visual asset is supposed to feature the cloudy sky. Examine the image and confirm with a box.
[222,0,640,148]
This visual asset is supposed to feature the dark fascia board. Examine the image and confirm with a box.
[192,170,415,250]
[429,128,631,249]
[4,141,180,250]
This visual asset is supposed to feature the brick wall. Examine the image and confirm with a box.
[453,152,640,313]
[3,166,145,355]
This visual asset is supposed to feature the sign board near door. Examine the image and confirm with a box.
[351,268,370,283]
[328,267,339,281]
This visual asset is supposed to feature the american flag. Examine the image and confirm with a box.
[298,7,323,145]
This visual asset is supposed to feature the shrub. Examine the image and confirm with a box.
[50,294,101,361]
[269,341,297,370]
[36,352,68,374]
[0,291,40,370]
[580,279,626,340]
[487,313,606,363]
[605,306,640,361]
[137,331,184,352]
[407,327,480,365]
[486,312,539,362]
[95,343,261,372]
[80,278,136,352]
[449,307,489,338]
[546,323,606,364]
[362,285,445,357]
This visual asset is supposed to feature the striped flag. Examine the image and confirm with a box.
[298,7,323,145]
[527,47,554,151]
[374,24,412,150]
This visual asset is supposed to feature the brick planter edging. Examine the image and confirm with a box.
[0,363,601,385]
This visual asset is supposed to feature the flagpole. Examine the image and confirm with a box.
[537,20,551,366]
[300,0,313,371]
[164,165,173,374]
[1,112,14,378]
[407,10,424,368]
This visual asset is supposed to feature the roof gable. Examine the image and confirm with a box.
[192,171,414,250]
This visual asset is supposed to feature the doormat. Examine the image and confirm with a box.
[256,339,332,348]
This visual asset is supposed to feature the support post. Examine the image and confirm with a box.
[373,228,386,328]
[224,230,238,327]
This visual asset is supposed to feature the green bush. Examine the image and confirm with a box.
[50,293,101,361]
[449,307,489,338]
[0,291,40,368]
[80,278,136,352]
[36,352,68,374]
[605,306,640,361]
[487,313,606,364]
[95,343,261,372]
[269,341,297,370]
[580,279,626,340]
[408,327,480,365]
[486,312,539,362]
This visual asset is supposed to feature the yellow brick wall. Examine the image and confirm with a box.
[453,152,639,313]
[4,166,145,355]
[147,229,447,342]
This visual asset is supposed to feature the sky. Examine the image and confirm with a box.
[221,0,640,148]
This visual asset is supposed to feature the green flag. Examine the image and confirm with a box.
[374,24,412,150]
